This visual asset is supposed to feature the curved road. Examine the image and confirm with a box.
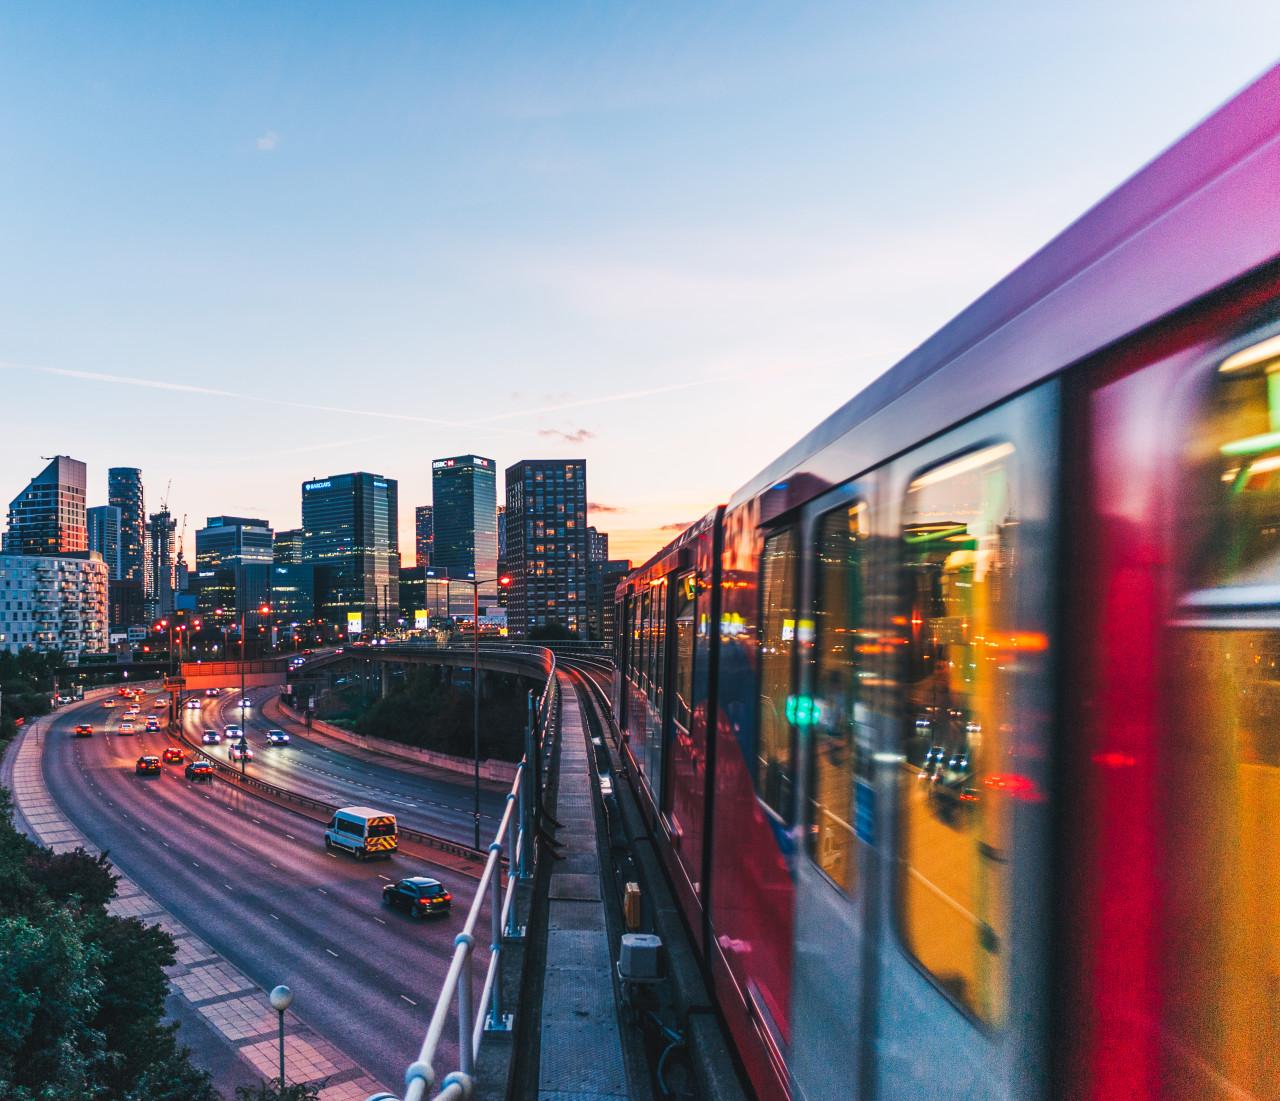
[183,686,507,843]
[40,689,484,1088]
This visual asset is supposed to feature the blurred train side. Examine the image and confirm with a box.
[614,64,1280,1101]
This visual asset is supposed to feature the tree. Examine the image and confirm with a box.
[235,1080,323,1100]
[529,619,579,641]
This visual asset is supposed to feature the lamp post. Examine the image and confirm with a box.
[430,570,512,850]
[238,602,271,772]
[269,984,293,1090]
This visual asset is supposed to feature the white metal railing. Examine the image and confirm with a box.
[369,651,558,1101]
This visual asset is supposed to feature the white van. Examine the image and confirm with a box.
[324,806,398,860]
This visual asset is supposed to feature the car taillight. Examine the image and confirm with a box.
[443,893,451,901]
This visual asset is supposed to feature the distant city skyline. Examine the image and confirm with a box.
[1,7,1277,565]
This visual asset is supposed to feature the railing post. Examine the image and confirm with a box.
[506,790,525,940]
[456,933,475,1077]
[486,840,513,1031]
[519,691,534,882]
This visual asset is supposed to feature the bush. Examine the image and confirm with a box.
[0,787,220,1100]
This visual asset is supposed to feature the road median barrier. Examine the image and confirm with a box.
[171,721,493,877]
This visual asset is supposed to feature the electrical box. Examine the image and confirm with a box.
[619,933,662,982]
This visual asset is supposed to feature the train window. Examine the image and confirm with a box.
[1160,330,1280,1095]
[808,501,868,894]
[649,579,667,704]
[758,528,798,821]
[674,573,696,730]
[899,441,1017,1027]
[638,589,650,692]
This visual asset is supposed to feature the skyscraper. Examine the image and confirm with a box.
[108,467,145,585]
[4,455,87,556]
[414,505,433,567]
[147,510,177,620]
[273,527,304,565]
[432,455,497,615]
[504,459,588,637]
[301,472,399,632]
[87,505,122,579]
[108,467,146,629]
[195,516,275,622]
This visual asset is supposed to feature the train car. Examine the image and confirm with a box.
[614,63,1280,1101]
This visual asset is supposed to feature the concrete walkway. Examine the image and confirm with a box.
[535,673,631,1100]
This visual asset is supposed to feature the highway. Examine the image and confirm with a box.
[40,688,484,1088]
[180,685,507,844]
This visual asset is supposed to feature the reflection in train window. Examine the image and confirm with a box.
[1163,332,1280,1097]
[899,442,1017,1027]
[808,501,868,894]
[758,528,798,820]
[1187,332,1280,592]
[674,573,696,731]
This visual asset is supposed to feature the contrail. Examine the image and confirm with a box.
[0,358,716,431]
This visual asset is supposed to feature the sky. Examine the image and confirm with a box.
[0,3,1276,566]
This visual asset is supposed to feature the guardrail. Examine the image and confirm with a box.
[171,721,491,863]
[369,651,559,1101]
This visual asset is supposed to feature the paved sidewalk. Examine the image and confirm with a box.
[1,710,386,1101]
[535,672,631,1100]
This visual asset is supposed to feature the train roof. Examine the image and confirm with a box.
[624,64,1280,585]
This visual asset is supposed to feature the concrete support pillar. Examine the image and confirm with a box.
[380,664,390,700]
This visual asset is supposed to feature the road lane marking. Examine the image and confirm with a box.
[378,874,392,881]
[373,917,386,925]
[269,913,280,921]
[224,884,233,891]
[191,861,200,868]
[325,948,339,957]
[400,995,417,1006]
[327,852,337,859]
[316,888,327,895]
[285,834,295,840]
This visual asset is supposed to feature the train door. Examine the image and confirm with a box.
[1065,295,1280,1100]
[789,477,881,1101]
[870,385,1057,1100]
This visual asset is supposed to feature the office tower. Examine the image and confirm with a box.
[432,455,497,616]
[108,467,146,628]
[147,510,177,619]
[414,506,433,568]
[4,455,87,556]
[598,559,630,646]
[0,552,108,658]
[503,459,588,638]
[87,505,122,579]
[496,505,509,607]
[195,516,274,624]
[274,527,304,565]
[585,526,614,641]
[269,563,315,624]
[301,472,399,632]
[108,467,145,584]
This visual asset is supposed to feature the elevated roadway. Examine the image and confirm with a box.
[186,687,507,844]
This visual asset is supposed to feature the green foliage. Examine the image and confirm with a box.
[234,1081,323,1101]
[0,649,66,742]
[351,666,535,760]
[0,787,220,1100]
[529,619,579,641]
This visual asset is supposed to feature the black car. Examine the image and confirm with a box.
[382,876,452,918]
[185,760,215,782]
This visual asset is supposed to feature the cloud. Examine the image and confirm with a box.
[659,521,693,531]
[475,379,712,423]
[255,130,280,152]
[587,501,623,513]
[537,427,595,444]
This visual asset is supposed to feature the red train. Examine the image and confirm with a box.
[613,64,1280,1101]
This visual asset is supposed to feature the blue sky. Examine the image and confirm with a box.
[0,3,1276,562]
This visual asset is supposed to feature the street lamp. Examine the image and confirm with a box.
[238,603,271,772]
[432,570,512,850]
[269,984,293,1090]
